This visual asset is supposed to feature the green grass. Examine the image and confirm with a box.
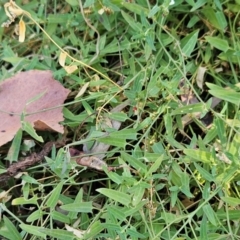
[1,0,240,239]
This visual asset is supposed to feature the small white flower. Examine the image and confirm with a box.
[170,0,175,5]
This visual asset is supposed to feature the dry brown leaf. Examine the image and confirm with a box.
[196,66,207,90]
[179,79,198,105]
[0,70,70,146]
[64,65,78,74]
[75,82,89,99]
[18,18,26,42]
[65,224,86,238]
[59,51,67,67]
[8,4,23,18]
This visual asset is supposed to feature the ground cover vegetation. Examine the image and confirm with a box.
[0,0,240,239]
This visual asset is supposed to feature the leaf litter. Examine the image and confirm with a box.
[0,98,131,183]
[0,70,70,146]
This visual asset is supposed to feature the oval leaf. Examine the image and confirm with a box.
[45,181,63,208]
[207,83,240,105]
[60,202,93,213]
[205,36,229,52]
[97,188,131,206]
[221,197,240,207]
[59,51,67,67]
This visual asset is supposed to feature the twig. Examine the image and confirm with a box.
[0,141,64,183]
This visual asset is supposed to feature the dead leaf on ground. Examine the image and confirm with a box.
[0,70,70,146]
[0,190,12,203]
[196,66,207,90]
[179,79,199,105]
[65,224,86,238]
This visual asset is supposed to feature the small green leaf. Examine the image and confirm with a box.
[104,170,123,185]
[66,0,78,6]
[98,129,137,148]
[180,30,199,57]
[26,210,43,223]
[145,155,163,178]
[122,2,148,16]
[203,204,218,226]
[45,181,63,208]
[97,188,131,206]
[170,188,179,207]
[203,125,217,144]
[179,172,194,198]
[164,113,173,135]
[26,90,47,105]
[107,112,129,122]
[207,83,240,105]
[67,188,84,220]
[39,228,74,240]
[20,224,46,238]
[107,206,126,221]
[205,36,229,52]
[221,197,240,207]
[63,107,90,122]
[202,182,210,199]
[200,215,208,239]
[101,38,131,54]
[121,152,147,174]
[161,212,186,224]
[83,0,94,8]
[12,196,38,205]
[99,34,106,51]
[201,7,227,31]
[190,0,207,11]
[97,137,126,148]
[60,202,93,213]
[52,210,70,224]
[136,117,152,131]
[110,129,137,140]
[165,135,185,150]
[2,57,27,65]
[124,200,147,216]
[187,15,200,28]
[215,118,227,145]
[21,175,40,184]
[218,49,240,63]
[193,163,214,182]
[0,216,22,240]
[171,102,205,115]
[121,11,142,32]
[126,228,147,239]
[217,210,240,220]
[132,186,145,206]
[84,221,104,239]
[47,14,72,24]
[100,13,111,31]
[228,133,240,156]
[184,149,215,164]
[148,4,160,18]
[5,128,22,162]
[22,121,43,142]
